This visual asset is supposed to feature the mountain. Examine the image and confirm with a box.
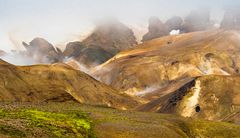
[63,19,137,67]
[141,9,214,42]
[64,42,113,68]
[138,75,240,124]
[165,16,184,31]
[22,37,64,63]
[142,17,168,42]
[63,41,85,58]
[0,59,139,110]
[82,19,137,54]
[93,30,240,96]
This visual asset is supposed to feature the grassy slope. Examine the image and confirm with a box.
[0,102,239,138]
[0,103,95,138]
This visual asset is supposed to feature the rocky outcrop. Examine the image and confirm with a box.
[22,37,64,63]
[76,47,113,67]
[63,41,85,58]
[165,16,183,32]
[64,42,113,68]
[142,17,168,42]
[182,9,212,33]
[142,9,214,42]
[64,19,137,67]
[221,8,240,30]
[82,19,137,54]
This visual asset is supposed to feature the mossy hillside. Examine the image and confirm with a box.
[0,103,240,138]
[0,108,95,138]
[185,119,240,138]
[74,103,240,138]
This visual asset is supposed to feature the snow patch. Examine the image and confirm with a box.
[170,30,180,35]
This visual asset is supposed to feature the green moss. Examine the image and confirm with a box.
[0,108,95,138]
[0,103,240,138]
[186,120,240,138]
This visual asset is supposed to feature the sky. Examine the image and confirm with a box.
[0,0,239,52]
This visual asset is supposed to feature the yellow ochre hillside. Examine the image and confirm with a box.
[93,30,240,96]
[0,59,139,110]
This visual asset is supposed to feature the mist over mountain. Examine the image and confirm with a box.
[1,0,239,52]
[0,6,237,67]
[1,1,240,137]
[63,19,137,67]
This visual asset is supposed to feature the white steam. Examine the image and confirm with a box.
[1,51,36,66]
[123,85,162,96]
[64,58,90,74]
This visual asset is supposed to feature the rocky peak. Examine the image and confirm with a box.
[82,19,137,55]
[22,37,64,63]
[63,41,86,58]
[63,19,137,68]
[165,16,184,32]
[142,17,168,42]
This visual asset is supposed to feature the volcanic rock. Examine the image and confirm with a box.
[22,37,64,63]
[82,19,137,54]
[64,19,137,67]
[142,17,168,42]
[63,41,85,58]
[165,16,184,32]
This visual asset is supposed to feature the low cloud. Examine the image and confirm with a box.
[1,51,36,66]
